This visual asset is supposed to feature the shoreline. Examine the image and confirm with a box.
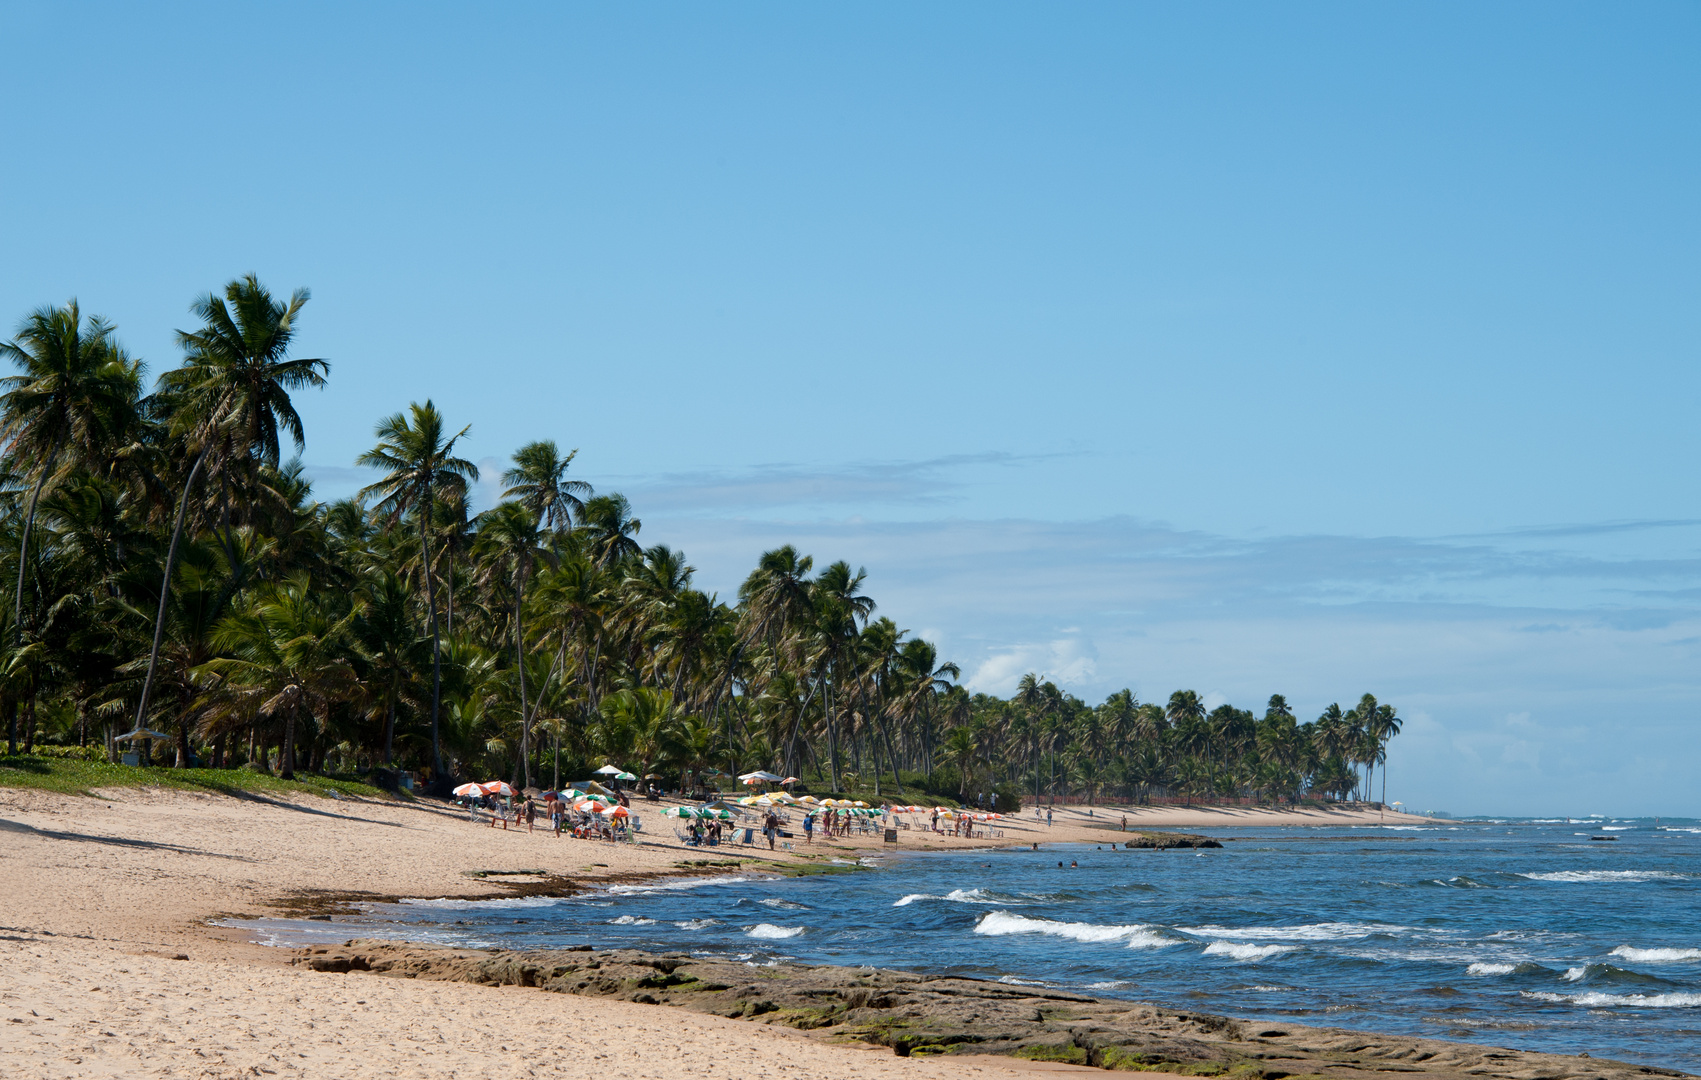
[7,783,1631,1080]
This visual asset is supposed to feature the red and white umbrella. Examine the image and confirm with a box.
[482,781,515,797]
[452,783,484,797]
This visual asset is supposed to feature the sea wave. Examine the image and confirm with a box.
[894,887,994,907]
[1523,990,1701,1009]
[974,911,1175,948]
[1611,946,1701,963]
[1182,922,1408,942]
[747,923,806,940]
[396,895,570,910]
[1465,961,1551,977]
[608,915,655,925]
[674,918,720,930]
[1519,870,1686,884]
[1203,942,1297,962]
[759,897,808,910]
[607,874,762,895]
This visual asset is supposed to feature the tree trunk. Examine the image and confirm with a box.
[421,500,444,782]
[134,447,209,733]
[21,694,36,754]
[382,692,396,765]
[13,440,62,643]
[515,566,531,790]
[281,703,298,780]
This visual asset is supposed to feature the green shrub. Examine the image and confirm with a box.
[29,744,107,763]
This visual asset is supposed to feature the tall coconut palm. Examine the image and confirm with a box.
[0,301,140,640]
[579,493,642,569]
[357,401,477,783]
[136,277,326,735]
[474,500,555,787]
[502,440,591,531]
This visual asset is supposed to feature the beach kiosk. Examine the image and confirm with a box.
[115,727,172,766]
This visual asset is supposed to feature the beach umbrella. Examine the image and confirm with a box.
[481,781,515,797]
[594,764,625,776]
[852,801,869,808]
[781,776,800,785]
[663,806,698,819]
[738,770,784,783]
[115,727,170,744]
[452,783,484,797]
[606,806,631,818]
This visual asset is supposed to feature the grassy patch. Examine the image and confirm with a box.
[1013,1044,1089,1065]
[0,754,395,801]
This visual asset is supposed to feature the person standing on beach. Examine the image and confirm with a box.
[803,813,814,843]
[1121,814,1127,831]
[1046,807,1053,828]
[524,798,537,833]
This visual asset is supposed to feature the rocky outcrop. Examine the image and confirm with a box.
[292,940,1688,1079]
[1122,831,1223,849]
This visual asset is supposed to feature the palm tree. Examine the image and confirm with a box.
[474,500,555,787]
[135,277,326,737]
[502,440,591,531]
[353,568,424,765]
[357,401,477,783]
[1368,703,1401,806]
[0,301,140,640]
[579,493,642,569]
[200,574,362,780]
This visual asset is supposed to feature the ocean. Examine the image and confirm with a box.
[236,819,1701,1072]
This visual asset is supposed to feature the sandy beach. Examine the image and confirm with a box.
[0,785,1434,1079]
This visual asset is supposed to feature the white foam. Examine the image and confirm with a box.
[607,874,761,895]
[974,911,1175,948]
[758,897,807,910]
[892,888,993,907]
[396,895,569,910]
[997,974,1052,986]
[1182,922,1407,942]
[1203,942,1297,962]
[1562,966,1588,982]
[608,915,655,925]
[1611,946,1701,963]
[674,918,720,930]
[1524,990,1701,1008]
[1601,826,1634,831]
[747,923,805,940]
[1520,870,1686,883]
[1087,980,1131,990]
[1467,963,1517,976]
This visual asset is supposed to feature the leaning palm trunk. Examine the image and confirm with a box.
[12,439,62,643]
[421,504,444,782]
[133,447,208,733]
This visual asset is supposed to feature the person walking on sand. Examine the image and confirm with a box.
[1121,813,1127,831]
[1046,806,1053,828]
[803,813,814,844]
[524,798,537,833]
[763,811,779,850]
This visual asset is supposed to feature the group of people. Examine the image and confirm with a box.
[456,791,636,842]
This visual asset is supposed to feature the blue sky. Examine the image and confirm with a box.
[2,3,1698,815]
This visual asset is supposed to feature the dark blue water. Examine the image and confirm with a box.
[237,820,1701,1072]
